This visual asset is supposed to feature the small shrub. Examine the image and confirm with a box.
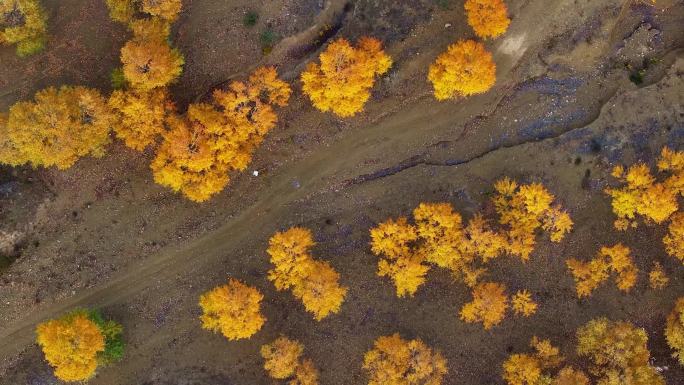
[260,29,278,53]
[243,11,258,27]
[110,67,128,89]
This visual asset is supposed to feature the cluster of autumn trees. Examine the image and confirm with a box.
[560,147,684,300]
[32,162,684,383]
[0,0,514,202]
[24,0,680,384]
[266,227,348,320]
[503,318,666,385]
[0,0,47,56]
[606,148,684,260]
[370,178,572,329]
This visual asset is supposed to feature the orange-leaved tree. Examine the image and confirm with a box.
[666,297,684,366]
[459,281,509,329]
[36,309,124,382]
[370,202,508,297]
[0,86,113,170]
[649,262,669,289]
[150,66,291,201]
[142,0,182,21]
[492,177,573,261]
[120,18,184,90]
[198,278,266,340]
[566,243,638,297]
[261,336,320,385]
[503,337,564,385]
[369,182,571,301]
[108,87,175,151]
[502,337,593,385]
[0,0,47,56]
[363,333,447,385]
[428,40,496,100]
[664,212,684,263]
[267,227,347,320]
[301,37,392,117]
[464,0,511,39]
[511,289,537,317]
[577,318,665,385]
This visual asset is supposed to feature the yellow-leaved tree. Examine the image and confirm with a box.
[464,0,510,39]
[605,147,684,230]
[664,212,684,263]
[577,318,665,385]
[502,337,591,385]
[106,0,182,24]
[492,177,573,261]
[261,336,320,385]
[428,40,496,100]
[109,87,175,151]
[120,18,184,90]
[503,337,564,385]
[459,281,509,329]
[266,227,347,320]
[370,202,508,297]
[566,243,638,297]
[0,0,47,56]
[150,66,290,202]
[301,37,392,117]
[665,297,684,365]
[36,309,124,382]
[370,188,571,298]
[142,0,182,21]
[0,86,113,170]
[649,262,669,289]
[198,278,266,340]
[511,290,537,317]
[363,333,447,385]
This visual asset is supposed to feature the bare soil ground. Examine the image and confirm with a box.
[1,0,683,384]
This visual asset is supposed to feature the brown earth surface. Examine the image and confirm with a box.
[1,0,684,384]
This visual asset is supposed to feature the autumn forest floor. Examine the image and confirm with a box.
[1,0,684,384]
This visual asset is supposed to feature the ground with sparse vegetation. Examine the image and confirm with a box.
[1,0,684,384]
